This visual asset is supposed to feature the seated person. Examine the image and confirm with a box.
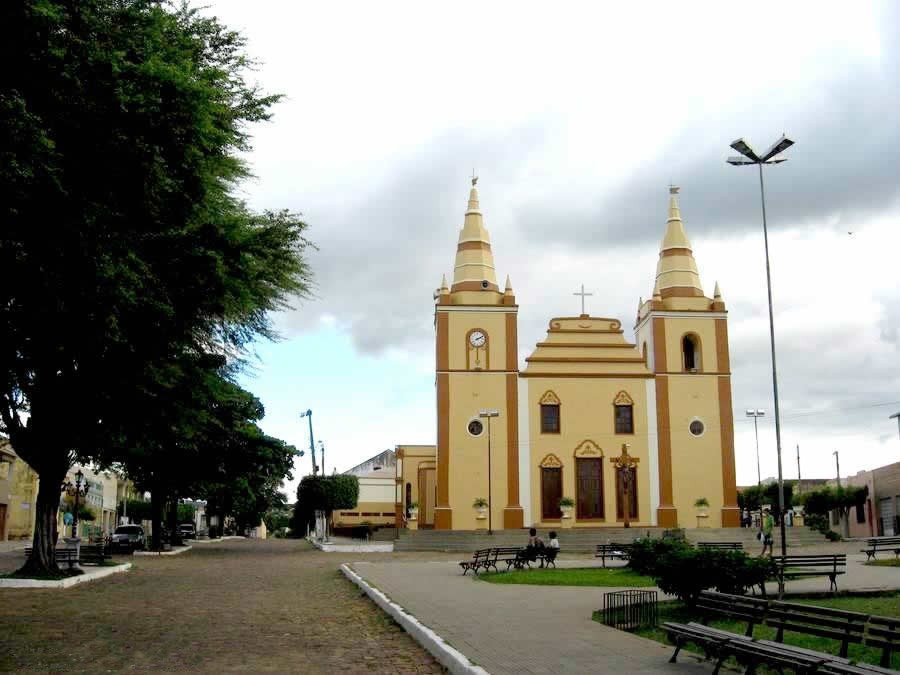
[547,531,560,550]
[525,527,544,562]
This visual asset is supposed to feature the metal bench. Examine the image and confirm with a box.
[458,548,492,576]
[697,542,743,551]
[772,553,846,597]
[492,546,529,571]
[595,543,632,568]
[861,537,900,561]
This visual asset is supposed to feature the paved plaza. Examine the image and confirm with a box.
[0,539,442,673]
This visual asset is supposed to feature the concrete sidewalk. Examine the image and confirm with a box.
[350,560,707,674]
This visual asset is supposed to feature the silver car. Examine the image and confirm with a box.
[110,524,145,552]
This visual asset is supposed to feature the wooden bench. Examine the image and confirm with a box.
[595,543,632,568]
[697,542,743,551]
[766,599,868,659]
[459,548,492,576]
[860,537,900,561]
[78,544,110,565]
[24,547,79,569]
[866,614,900,668]
[664,591,768,673]
[772,553,846,597]
[492,546,530,571]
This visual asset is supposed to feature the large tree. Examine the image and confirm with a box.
[1,1,311,573]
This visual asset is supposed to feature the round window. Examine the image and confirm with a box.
[467,419,484,436]
[689,419,705,437]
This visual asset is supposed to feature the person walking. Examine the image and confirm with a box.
[760,508,775,557]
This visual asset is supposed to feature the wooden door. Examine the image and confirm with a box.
[576,458,603,519]
[615,467,638,520]
[0,504,6,540]
[418,469,436,527]
[541,467,562,520]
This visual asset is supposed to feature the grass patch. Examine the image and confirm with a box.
[599,594,900,671]
[866,559,900,568]
[478,566,655,587]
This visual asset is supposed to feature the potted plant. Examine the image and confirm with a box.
[473,497,489,519]
[694,497,710,527]
[408,501,419,520]
[559,497,575,518]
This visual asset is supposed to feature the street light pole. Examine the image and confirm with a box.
[479,410,500,535]
[318,441,325,476]
[299,409,318,475]
[728,134,794,556]
[746,409,765,486]
[890,412,899,441]
[833,450,841,488]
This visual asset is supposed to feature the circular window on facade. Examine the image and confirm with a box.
[689,419,705,437]
[467,419,484,437]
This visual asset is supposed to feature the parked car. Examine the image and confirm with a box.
[178,522,197,539]
[110,524,145,552]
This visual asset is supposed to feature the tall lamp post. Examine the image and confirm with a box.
[62,469,90,539]
[299,409,318,475]
[479,409,500,534]
[833,450,841,488]
[728,133,794,556]
[746,409,765,486]
[890,412,899,440]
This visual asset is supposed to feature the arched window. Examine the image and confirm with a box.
[682,334,701,372]
[613,391,634,434]
[539,390,561,434]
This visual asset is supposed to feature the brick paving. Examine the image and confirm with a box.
[0,539,444,673]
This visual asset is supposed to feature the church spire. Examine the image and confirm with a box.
[450,178,499,294]
[654,186,704,299]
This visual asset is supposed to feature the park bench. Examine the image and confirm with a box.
[772,553,846,597]
[664,591,768,672]
[865,614,900,668]
[458,548,493,576]
[595,543,632,568]
[24,547,79,569]
[664,590,883,674]
[697,542,743,551]
[860,537,900,561]
[491,546,529,571]
[78,544,110,565]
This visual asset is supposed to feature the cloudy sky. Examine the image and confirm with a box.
[205,1,900,498]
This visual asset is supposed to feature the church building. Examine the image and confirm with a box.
[395,181,740,530]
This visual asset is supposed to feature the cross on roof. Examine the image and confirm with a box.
[573,284,593,316]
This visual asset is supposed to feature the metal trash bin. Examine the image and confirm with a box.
[601,589,658,631]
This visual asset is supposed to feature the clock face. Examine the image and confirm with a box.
[467,419,484,436]
[469,331,486,348]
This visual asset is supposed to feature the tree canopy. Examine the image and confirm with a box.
[292,475,359,534]
[1,0,312,572]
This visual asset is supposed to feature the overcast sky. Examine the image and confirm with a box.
[206,1,900,498]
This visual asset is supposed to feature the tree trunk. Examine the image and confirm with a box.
[167,493,180,546]
[150,483,164,550]
[841,507,851,539]
[19,463,67,576]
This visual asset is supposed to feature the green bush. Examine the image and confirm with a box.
[631,540,776,606]
[627,537,690,577]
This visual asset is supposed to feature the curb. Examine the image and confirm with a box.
[0,562,132,589]
[311,538,393,553]
[340,563,488,675]
[134,545,192,557]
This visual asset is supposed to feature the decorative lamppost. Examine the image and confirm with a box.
[62,469,90,539]
[610,444,639,528]
[479,409,500,534]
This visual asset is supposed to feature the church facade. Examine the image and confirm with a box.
[395,182,740,530]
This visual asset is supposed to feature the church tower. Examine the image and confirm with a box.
[433,180,523,530]
[635,187,740,528]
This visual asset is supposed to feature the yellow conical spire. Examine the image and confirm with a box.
[654,186,704,299]
[450,177,499,293]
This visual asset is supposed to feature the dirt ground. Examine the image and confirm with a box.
[0,539,447,673]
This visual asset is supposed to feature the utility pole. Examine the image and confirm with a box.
[891,412,899,440]
[299,409,318,475]
[318,440,325,476]
[796,444,801,495]
[833,450,841,488]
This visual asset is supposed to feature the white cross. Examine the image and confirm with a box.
[573,284,593,315]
